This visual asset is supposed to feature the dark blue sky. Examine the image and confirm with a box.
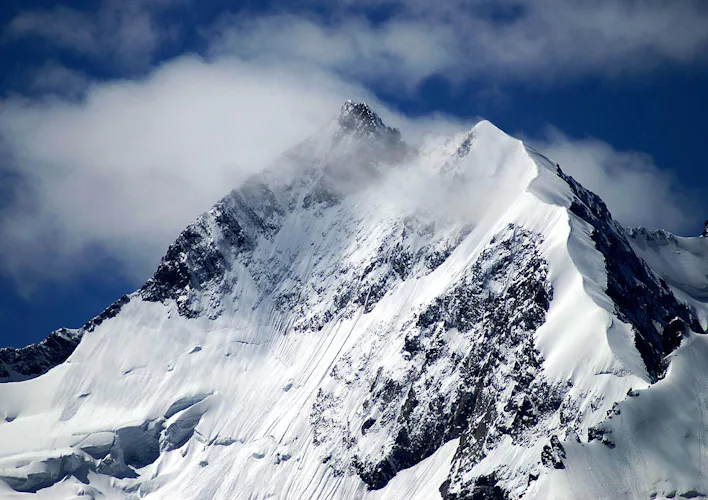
[2,0,708,348]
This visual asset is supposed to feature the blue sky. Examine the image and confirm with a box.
[1,0,708,348]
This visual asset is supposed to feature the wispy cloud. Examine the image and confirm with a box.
[8,1,708,89]
[25,61,90,97]
[4,0,186,71]
[6,7,97,54]
[204,1,708,89]
[531,127,703,235]
[207,15,458,91]
[315,0,708,81]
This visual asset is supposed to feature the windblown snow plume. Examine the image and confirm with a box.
[1,102,707,500]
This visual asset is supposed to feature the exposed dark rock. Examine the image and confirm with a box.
[445,474,510,500]
[0,328,81,382]
[440,478,452,497]
[140,101,410,320]
[326,224,467,323]
[139,219,234,317]
[0,292,133,383]
[606,402,621,418]
[663,318,689,355]
[83,295,131,332]
[587,425,615,448]
[139,188,275,317]
[541,435,566,469]
[361,418,376,435]
[302,178,341,209]
[338,101,402,144]
[455,132,476,158]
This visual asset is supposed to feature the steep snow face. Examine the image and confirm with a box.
[0,103,704,500]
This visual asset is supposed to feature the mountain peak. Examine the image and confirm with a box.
[337,100,399,140]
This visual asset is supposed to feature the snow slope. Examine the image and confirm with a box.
[0,102,705,500]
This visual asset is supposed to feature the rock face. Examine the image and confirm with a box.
[311,225,560,498]
[0,328,81,382]
[139,188,268,318]
[1,102,707,500]
[337,100,401,141]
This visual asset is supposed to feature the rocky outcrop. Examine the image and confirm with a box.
[337,101,402,143]
[0,328,81,382]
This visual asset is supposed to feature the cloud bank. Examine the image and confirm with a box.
[0,57,371,288]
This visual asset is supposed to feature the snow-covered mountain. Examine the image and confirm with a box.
[2,101,708,500]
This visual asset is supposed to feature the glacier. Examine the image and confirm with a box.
[1,101,707,500]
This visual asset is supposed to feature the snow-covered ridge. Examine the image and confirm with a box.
[1,102,706,500]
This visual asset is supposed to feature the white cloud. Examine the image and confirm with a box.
[459,0,708,80]
[207,15,458,90]
[0,48,699,292]
[531,128,702,234]
[4,0,183,70]
[0,55,372,289]
[242,0,708,83]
